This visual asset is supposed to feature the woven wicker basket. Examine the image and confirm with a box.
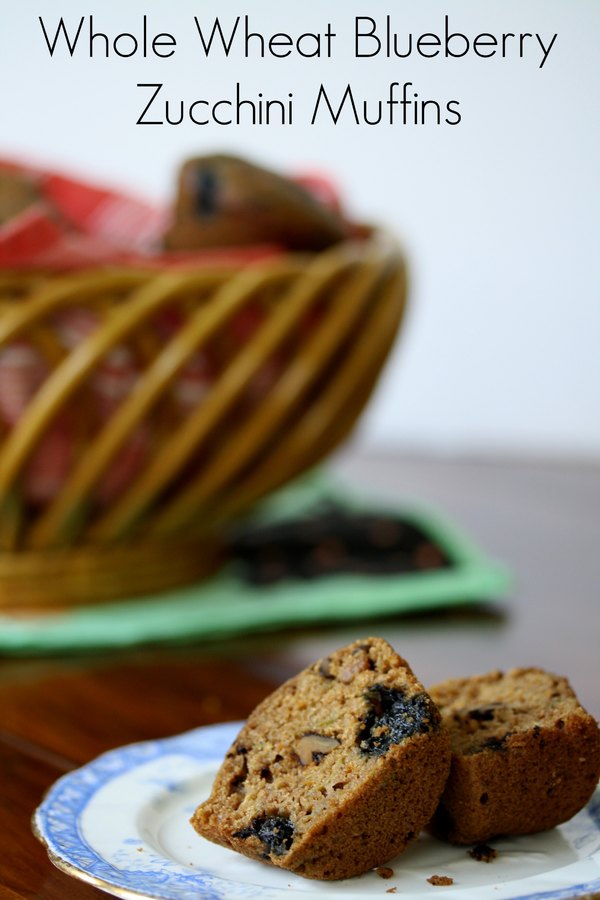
[0,233,407,610]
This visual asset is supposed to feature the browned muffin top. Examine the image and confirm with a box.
[430,667,593,755]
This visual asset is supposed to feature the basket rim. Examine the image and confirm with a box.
[0,229,401,280]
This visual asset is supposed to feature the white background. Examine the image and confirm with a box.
[2,0,599,459]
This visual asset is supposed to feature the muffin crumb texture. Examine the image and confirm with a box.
[429,668,600,845]
[191,637,450,880]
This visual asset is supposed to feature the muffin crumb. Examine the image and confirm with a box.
[376,866,394,879]
[468,843,497,863]
[427,874,454,885]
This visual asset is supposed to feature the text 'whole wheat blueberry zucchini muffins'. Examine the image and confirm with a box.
[191,637,451,880]
[428,668,600,845]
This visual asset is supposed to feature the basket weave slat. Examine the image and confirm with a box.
[185,261,408,531]
[88,246,359,543]
[206,262,408,528]
[149,251,393,537]
[0,234,407,610]
[0,271,150,344]
[0,270,227,511]
[28,263,302,550]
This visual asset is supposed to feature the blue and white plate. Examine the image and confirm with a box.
[33,722,600,900]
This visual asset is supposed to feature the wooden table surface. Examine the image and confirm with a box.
[1,451,599,899]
